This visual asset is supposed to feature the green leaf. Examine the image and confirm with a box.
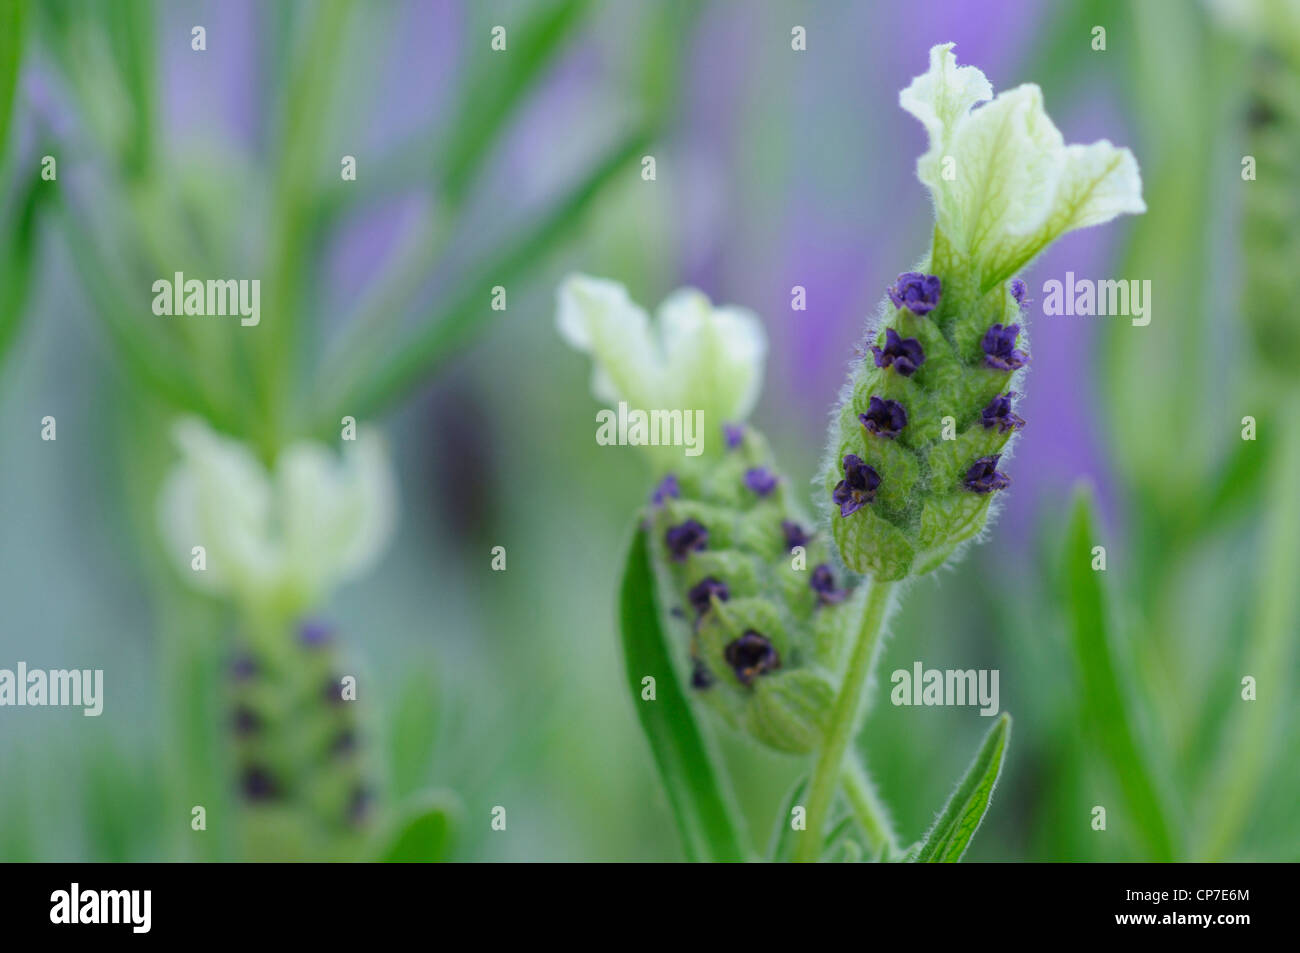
[766,776,807,862]
[821,814,859,862]
[320,127,651,431]
[103,0,154,177]
[386,671,442,800]
[1199,402,1300,859]
[438,0,595,206]
[0,176,39,371]
[1062,486,1175,860]
[1195,428,1272,534]
[51,193,226,424]
[620,524,748,862]
[0,0,25,158]
[375,792,459,863]
[913,713,1010,862]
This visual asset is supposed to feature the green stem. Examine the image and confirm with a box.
[795,579,894,863]
[841,753,900,858]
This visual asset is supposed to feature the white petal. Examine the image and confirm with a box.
[278,432,397,603]
[901,42,993,230]
[556,273,663,408]
[657,289,766,424]
[158,417,396,613]
[557,275,769,457]
[902,44,1145,289]
[163,418,279,596]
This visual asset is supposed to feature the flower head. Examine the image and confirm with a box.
[724,631,781,686]
[888,272,942,314]
[651,473,680,505]
[859,396,908,439]
[982,323,1029,371]
[981,392,1026,433]
[870,328,926,377]
[821,45,1142,582]
[557,275,767,463]
[832,454,881,517]
[158,418,396,615]
[810,564,848,604]
[690,658,716,689]
[241,767,278,801]
[688,576,730,616]
[299,619,333,648]
[781,519,812,551]
[744,467,779,497]
[724,423,745,450]
[665,519,708,561]
[1010,279,1028,308]
[900,43,1145,292]
[964,454,1012,493]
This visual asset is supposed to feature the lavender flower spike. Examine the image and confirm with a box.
[821,44,1144,581]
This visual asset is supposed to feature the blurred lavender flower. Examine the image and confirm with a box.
[158,417,396,615]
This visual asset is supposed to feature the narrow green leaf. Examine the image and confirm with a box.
[766,776,807,862]
[0,176,39,370]
[375,791,459,863]
[0,0,25,158]
[438,0,595,205]
[914,713,1011,863]
[51,194,226,424]
[1194,428,1272,534]
[1062,486,1175,859]
[386,671,442,800]
[103,0,154,177]
[1199,402,1300,859]
[620,524,748,862]
[821,814,858,861]
[318,128,650,430]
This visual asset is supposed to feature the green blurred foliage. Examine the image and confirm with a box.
[0,0,1295,862]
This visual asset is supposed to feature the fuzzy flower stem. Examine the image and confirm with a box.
[841,752,900,857]
[794,579,894,863]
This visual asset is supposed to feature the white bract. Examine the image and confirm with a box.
[556,274,767,454]
[159,418,397,615]
[901,43,1146,292]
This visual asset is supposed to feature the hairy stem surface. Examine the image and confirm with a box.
[795,579,894,862]
[841,753,900,857]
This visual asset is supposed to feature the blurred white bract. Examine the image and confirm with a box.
[557,274,767,465]
[158,418,397,616]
